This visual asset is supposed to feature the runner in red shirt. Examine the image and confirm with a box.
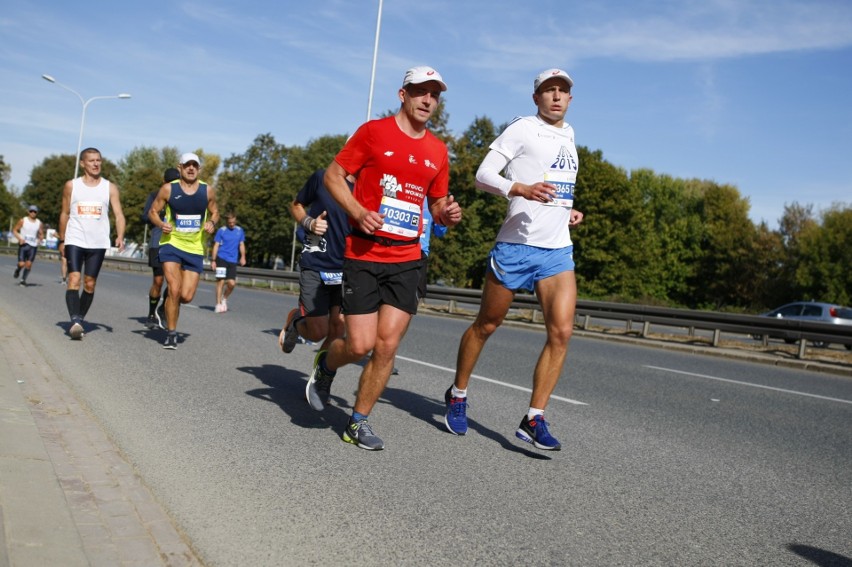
[307,66,462,450]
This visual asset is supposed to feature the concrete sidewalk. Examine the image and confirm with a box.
[0,309,203,567]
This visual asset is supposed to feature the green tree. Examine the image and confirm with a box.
[114,146,180,244]
[572,148,652,301]
[795,205,852,305]
[217,134,293,267]
[630,170,703,305]
[430,116,501,287]
[0,156,23,234]
[690,182,757,309]
[773,202,817,304]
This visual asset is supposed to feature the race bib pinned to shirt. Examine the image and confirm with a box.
[543,171,575,209]
[379,196,420,238]
[174,214,202,233]
[75,201,104,219]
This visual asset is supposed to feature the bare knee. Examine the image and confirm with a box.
[344,337,373,360]
[472,316,502,340]
[548,323,574,345]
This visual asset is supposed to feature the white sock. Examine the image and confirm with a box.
[451,385,467,399]
[527,407,544,420]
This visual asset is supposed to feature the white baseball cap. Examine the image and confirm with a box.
[402,66,447,92]
[534,68,573,92]
[179,152,201,165]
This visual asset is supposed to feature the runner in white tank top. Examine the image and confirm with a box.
[58,148,126,339]
[12,205,44,285]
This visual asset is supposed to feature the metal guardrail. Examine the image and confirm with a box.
[5,247,851,360]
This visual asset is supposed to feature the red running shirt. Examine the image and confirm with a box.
[335,116,449,263]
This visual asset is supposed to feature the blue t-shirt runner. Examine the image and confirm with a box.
[214,223,246,263]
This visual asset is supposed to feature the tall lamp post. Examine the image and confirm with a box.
[365,0,383,121]
[41,74,131,179]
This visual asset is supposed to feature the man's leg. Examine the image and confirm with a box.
[351,304,412,416]
[162,263,183,331]
[215,278,225,306]
[529,271,576,410]
[453,271,515,390]
[223,279,236,300]
[79,274,98,318]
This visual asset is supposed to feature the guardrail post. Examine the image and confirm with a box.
[583,315,590,329]
[642,321,650,338]
[531,309,540,323]
[797,340,806,360]
[448,300,457,314]
[712,329,721,347]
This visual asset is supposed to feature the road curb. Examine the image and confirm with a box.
[0,308,204,566]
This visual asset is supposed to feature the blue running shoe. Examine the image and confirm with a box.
[444,387,468,435]
[515,415,561,451]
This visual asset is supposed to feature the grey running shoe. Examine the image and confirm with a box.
[342,418,384,451]
[163,333,178,350]
[306,350,334,410]
[280,308,300,353]
[69,320,84,340]
[156,302,167,330]
[145,313,158,329]
[18,280,26,287]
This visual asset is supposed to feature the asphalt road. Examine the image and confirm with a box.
[2,255,851,566]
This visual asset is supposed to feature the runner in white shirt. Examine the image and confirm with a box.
[443,68,584,451]
[58,147,126,340]
[12,205,45,286]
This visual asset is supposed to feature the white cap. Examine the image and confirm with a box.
[179,152,201,165]
[534,68,573,92]
[402,66,447,92]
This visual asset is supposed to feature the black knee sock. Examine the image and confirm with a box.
[80,291,94,318]
[66,290,81,319]
[149,294,160,316]
[21,268,30,281]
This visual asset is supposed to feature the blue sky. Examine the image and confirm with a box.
[1,0,850,228]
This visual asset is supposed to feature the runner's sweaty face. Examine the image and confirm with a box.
[400,82,442,126]
[180,161,200,183]
[534,78,572,126]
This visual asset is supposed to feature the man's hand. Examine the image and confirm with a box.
[439,195,462,227]
[569,209,584,227]
[356,210,385,234]
[514,181,556,203]
[313,211,329,236]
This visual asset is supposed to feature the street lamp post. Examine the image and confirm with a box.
[366,0,383,122]
[42,74,131,179]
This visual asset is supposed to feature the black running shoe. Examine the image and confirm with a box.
[156,303,167,330]
[162,333,178,350]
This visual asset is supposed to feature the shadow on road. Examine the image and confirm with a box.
[787,543,852,567]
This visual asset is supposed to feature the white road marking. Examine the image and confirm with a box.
[395,355,588,406]
[645,365,852,405]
